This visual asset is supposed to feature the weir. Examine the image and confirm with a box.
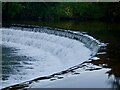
[1,24,106,89]
[9,24,105,56]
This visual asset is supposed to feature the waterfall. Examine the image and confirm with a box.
[1,24,106,89]
[2,28,92,64]
[9,24,105,56]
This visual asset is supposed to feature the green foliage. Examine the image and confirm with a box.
[2,2,120,22]
[3,2,23,19]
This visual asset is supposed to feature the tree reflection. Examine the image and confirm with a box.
[108,77,120,90]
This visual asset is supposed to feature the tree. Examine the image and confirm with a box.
[2,2,23,20]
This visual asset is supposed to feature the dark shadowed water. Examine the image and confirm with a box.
[2,46,35,81]
[2,21,120,89]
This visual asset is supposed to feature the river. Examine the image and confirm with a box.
[1,21,120,89]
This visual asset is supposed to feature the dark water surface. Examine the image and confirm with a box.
[2,21,120,89]
[2,46,35,81]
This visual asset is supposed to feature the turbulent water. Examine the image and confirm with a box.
[1,26,104,89]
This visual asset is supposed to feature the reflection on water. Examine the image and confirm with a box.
[111,77,120,90]
[2,21,120,89]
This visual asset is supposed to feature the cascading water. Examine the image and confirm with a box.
[1,24,105,89]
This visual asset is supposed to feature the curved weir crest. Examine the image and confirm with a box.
[1,25,106,89]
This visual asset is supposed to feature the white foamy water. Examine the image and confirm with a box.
[1,28,92,88]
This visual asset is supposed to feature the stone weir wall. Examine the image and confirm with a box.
[6,24,105,56]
